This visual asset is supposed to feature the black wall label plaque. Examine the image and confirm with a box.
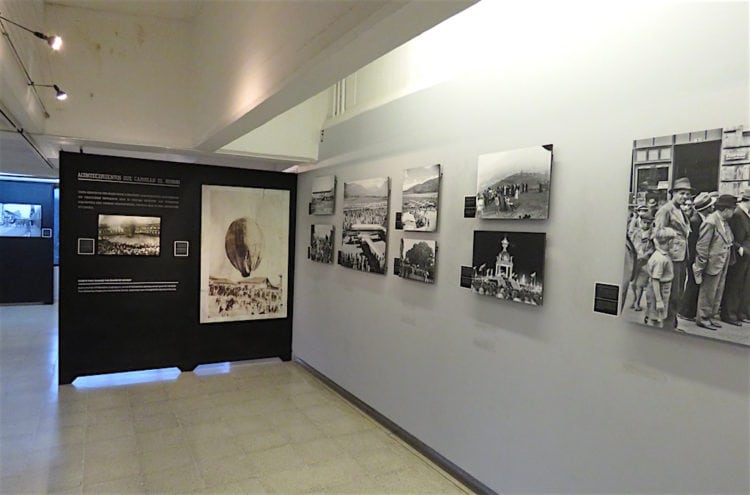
[460,265,473,288]
[594,283,619,316]
[464,196,477,218]
[395,212,403,230]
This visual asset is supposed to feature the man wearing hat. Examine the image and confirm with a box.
[654,177,693,326]
[694,194,736,329]
[721,189,750,325]
[680,192,716,320]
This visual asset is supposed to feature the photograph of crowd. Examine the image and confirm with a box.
[470,231,545,306]
[309,224,334,264]
[0,203,42,238]
[200,185,290,323]
[97,214,160,256]
[398,238,436,284]
[310,175,336,215]
[402,164,440,231]
[476,145,553,220]
[339,177,389,274]
[621,125,750,346]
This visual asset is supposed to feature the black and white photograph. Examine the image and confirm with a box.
[200,185,290,323]
[476,145,553,219]
[470,231,545,306]
[339,177,389,274]
[402,164,440,231]
[310,175,336,215]
[97,214,160,256]
[0,203,42,237]
[310,224,334,264]
[398,238,436,284]
[622,125,750,346]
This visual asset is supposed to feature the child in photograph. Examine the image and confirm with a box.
[629,212,655,311]
[646,227,676,327]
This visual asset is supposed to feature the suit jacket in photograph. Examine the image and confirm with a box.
[728,206,750,258]
[687,212,705,263]
[694,211,734,278]
[655,201,690,262]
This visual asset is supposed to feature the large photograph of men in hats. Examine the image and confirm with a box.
[339,177,389,274]
[200,185,290,323]
[476,145,552,219]
[622,125,750,346]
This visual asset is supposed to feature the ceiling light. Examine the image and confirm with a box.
[29,83,68,101]
[0,13,63,50]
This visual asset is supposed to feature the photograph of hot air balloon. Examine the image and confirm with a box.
[200,185,290,323]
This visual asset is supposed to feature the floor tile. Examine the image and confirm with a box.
[1,304,470,495]
[143,463,205,494]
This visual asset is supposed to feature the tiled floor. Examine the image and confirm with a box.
[0,303,470,494]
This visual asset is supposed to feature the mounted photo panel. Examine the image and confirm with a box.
[402,164,440,231]
[470,231,545,306]
[476,145,552,220]
[339,177,390,274]
[310,175,336,215]
[309,224,334,264]
[200,185,290,323]
[622,125,750,346]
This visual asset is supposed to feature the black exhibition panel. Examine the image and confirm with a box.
[58,152,296,384]
[0,180,54,304]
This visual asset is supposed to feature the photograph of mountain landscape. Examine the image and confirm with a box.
[476,145,553,219]
[402,164,440,231]
[340,177,390,274]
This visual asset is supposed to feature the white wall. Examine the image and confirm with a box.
[293,2,750,493]
[219,90,329,163]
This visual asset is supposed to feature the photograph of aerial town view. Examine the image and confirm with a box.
[402,164,440,231]
[476,145,553,219]
[310,175,336,215]
[97,214,160,256]
[339,177,389,274]
[471,231,545,306]
[0,203,42,238]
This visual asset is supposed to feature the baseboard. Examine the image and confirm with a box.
[295,356,497,495]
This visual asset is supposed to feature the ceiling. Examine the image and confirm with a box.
[48,0,203,20]
[0,0,475,179]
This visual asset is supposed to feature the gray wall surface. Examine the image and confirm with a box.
[293,3,750,493]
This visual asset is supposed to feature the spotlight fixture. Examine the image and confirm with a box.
[0,13,62,50]
[30,83,68,101]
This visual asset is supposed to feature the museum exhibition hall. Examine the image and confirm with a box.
[0,0,748,494]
